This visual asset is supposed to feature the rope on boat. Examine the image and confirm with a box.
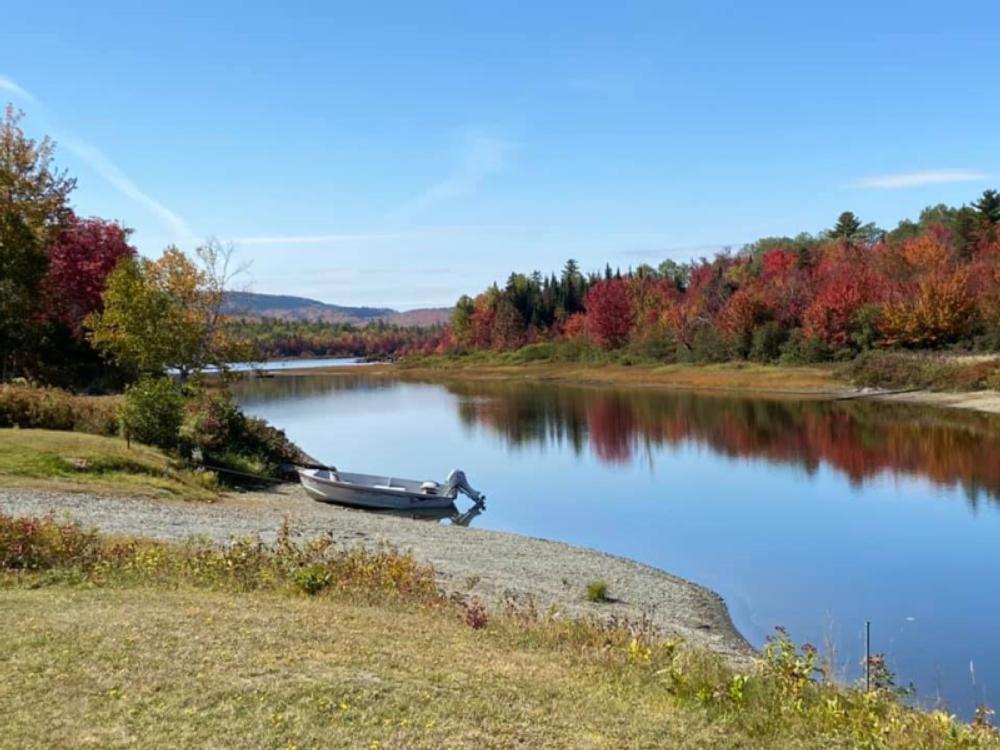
[199,463,290,485]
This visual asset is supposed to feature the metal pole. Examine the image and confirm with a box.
[865,620,871,692]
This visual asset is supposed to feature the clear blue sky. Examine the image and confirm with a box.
[3,1,998,309]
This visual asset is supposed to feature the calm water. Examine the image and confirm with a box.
[233,374,1000,715]
[211,356,369,373]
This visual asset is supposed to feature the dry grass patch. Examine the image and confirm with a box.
[393,359,842,394]
[0,587,720,750]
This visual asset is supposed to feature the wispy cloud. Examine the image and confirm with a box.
[853,169,989,189]
[0,73,194,244]
[0,75,38,103]
[391,131,513,222]
[232,232,412,246]
[60,136,195,243]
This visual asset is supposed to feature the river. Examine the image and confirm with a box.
[232,369,1000,716]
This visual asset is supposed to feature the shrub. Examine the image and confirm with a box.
[290,564,334,595]
[749,321,788,363]
[120,377,184,450]
[678,324,728,364]
[849,304,883,352]
[0,384,119,435]
[0,514,104,570]
[779,329,832,364]
[463,597,489,629]
[180,389,306,476]
[585,580,609,602]
[626,323,678,362]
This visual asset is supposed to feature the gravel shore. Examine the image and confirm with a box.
[0,485,753,664]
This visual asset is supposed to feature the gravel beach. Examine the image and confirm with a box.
[0,485,753,664]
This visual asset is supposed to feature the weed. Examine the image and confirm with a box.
[585,579,609,602]
[291,564,334,595]
[462,597,488,630]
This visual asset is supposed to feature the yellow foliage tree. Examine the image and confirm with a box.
[87,243,252,377]
[880,269,976,347]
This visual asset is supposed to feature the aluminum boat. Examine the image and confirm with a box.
[297,467,485,511]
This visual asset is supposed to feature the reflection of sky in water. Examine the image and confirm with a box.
[234,376,1000,717]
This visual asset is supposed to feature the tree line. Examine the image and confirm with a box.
[5,98,1000,383]
[1,105,255,388]
[227,318,448,360]
[447,200,1000,362]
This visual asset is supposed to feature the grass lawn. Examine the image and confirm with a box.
[3,584,997,750]
[0,429,217,501]
[1,517,997,749]
[0,587,718,750]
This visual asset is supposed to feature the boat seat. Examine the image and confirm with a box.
[420,481,439,494]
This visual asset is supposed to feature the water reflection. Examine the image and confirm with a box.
[237,375,1000,504]
[368,502,484,527]
[443,381,1000,505]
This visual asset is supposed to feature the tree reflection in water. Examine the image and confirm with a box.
[232,374,1000,507]
[447,381,1000,506]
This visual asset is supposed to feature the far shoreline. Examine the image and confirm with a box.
[252,358,1000,416]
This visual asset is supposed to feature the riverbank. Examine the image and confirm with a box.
[275,360,846,395]
[0,484,752,664]
[266,358,1000,415]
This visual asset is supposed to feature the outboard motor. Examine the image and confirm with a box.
[443,469,486,506]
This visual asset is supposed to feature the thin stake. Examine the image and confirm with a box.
[865,620,871,692]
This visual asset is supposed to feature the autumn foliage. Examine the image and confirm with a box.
[447,196,1000,362]
[42,215,137,337]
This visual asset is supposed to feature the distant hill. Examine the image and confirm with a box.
[223,292,451,327]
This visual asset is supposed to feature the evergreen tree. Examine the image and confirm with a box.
[973,189,1000,224]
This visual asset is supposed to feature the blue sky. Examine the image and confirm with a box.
[2,1,998,308]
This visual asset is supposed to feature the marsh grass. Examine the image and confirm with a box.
[1,513,997,749]
[398,355,840,394]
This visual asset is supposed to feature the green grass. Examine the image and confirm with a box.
[0,429,218,501]
[1,515,998,749]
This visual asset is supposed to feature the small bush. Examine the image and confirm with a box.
[120,377,184,450]
[180,389,306,476]
[585,580,609,602]
[0,514,104,570]
[463,597,489,629]
[0,384,119,435]
[626,323,678,362]
[779,329,831,364]
[290,564,333,595]
[680,324,729,364]
[850,304,883,352]
[749,321,789,363]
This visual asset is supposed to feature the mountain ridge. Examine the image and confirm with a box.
[224,291,451,327]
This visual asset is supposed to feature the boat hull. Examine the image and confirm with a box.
[298,469,458,510]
